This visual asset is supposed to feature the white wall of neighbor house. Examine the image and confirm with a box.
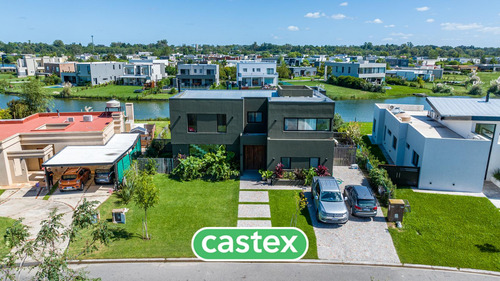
[419,138,490,192]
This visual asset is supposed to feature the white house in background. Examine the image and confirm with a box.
[16,55,68,77]
[372,97,500,193]
[326,61,386,83]
[120,62,165,85]
[386,69,435,81]
[236,61,278,87]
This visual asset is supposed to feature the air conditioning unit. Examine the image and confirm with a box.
[66,117,74,122]
[83,115,93,122]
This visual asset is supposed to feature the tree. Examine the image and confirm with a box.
[0,108,12,119]
[134,172,160,240]
[487,78,500,96]
[119,161,139,204]
[165,65,177,76]
[15,79,53,117]
[301,59,310,66]
[60,84,72,98]
[287,51,302,58]
[277,62,291,79]
[490,57,498,64]
[7,99,29,119]
[0,79,9,93]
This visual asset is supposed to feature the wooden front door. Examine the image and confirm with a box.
[244,145,266,170]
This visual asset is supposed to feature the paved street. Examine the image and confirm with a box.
[309,166,400,263]
[63,262,500,281]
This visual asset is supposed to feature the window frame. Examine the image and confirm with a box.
[217,114,227,133]
[392,136,398,149]
[412,150,419,167]
[187,114,197,133]
[247,112,263,123]
[283,118,331,132]
[309,157,320,168]
[281,157,291,169]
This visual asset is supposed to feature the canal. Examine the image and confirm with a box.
[0,94,432,122]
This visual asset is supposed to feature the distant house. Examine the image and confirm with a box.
[372,97,500,193]
[120,62,165,85]
[289,67,317,77]
[236,61,278,87]
[386,68,440,81]
[43,62,75,77]
[386,58,409,67]
[325,61,386,83]
[16,55,68,77]
[176,63,219,88]
[476,64,500,72]
[61,62,124,86]
[448,57,480,64]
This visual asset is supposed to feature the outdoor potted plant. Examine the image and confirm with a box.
[259,169,273,184]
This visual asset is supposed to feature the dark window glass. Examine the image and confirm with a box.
[248,112,263,123]
[406,143,410,149]
[217,114,227,133]
[475,123,495,139]
[392,136,397,149]
[316,119,331,131]
[310,157,320,168]
[412,150,419,166]
[284,119,298,131]
[284,118,331,131]
[388,129,392,136]
[281,157,291,169]
[187,114,197,132]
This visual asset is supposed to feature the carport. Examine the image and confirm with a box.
[42,134,141,187]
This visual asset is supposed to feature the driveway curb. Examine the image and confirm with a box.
[67,258,500,277]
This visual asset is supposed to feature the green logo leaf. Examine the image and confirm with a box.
[192,227,309,261]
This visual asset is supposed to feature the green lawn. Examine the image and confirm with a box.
[359,122,373,135]
[137,120,170,139]
[432,72,500,95]
[0,217,17,257]
[67,175,239,259]
[389,189,500,271]
[361,135,387,163]
[268,190,318,259]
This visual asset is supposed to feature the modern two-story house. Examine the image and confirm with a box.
[120,62,165,85]
[236,61,278,87]
[169,85,336,172]
[372,97,500,192]
[326,61,386,83]
[61,62,125,86]
[176,63,219,88]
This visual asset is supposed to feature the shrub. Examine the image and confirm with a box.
[60,86,71,98]
[274,163,284,178]
[326,75,384,93]
[170,88,178,94]
[487,79,500,96]
[293,168,306,180]
[432,83,454,94]
[171,156,203,181]
[315,165,331,177]
[385,77,408,86]
[468,85,483,96]
[259,169,273,179]
[282,171,296,180]
[144,158,158,175]
[304,167,317,186]
[494,169,500,181]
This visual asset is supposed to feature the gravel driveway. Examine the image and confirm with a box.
[307,166,400,264]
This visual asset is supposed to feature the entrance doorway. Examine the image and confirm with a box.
[244,145,266,170]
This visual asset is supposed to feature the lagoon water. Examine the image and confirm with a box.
[0,94,432,122]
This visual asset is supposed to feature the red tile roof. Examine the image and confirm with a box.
[0,112,114,141]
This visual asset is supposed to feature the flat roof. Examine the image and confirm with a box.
[173,89,334,103]
[427,97,500,120]
[0,112,114,142]
[43,133,140,167]
[406,111,463,139]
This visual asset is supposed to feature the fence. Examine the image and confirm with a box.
[379,164,420,187]
[137,158,174,174]
[333,145,356,166]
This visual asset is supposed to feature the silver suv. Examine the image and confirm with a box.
[311,176,348,224]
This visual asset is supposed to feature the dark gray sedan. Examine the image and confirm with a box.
[344,185,378,217]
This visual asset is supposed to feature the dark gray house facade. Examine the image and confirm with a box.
[169,86,336,172]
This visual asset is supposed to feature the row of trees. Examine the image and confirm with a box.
[2,40,500,58]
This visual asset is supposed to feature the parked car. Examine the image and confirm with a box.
[344,185,378,217]
[59,167,91,191]
[311,176,349,224]
[94,168,115,185]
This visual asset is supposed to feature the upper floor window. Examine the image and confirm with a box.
[194,69,197,73]
[412,150,419,166]
[475,123,495,140]
[217,114,227,133]
[266,68,274,74]
[284,118,331,131]
[256,68,261,72]
[187,114,197,132]
[243,68,248,72]
[248,112,263,123]
[392,136,397,149]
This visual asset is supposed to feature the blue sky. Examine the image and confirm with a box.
[1,0,500,47]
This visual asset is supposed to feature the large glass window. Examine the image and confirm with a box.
[475,123,496,140]
[248,112,263,123]
[267,68,274,74]
[281,157,291,169]
[217,114,227,133]
[187,114,197,132]
[284,118,331,131]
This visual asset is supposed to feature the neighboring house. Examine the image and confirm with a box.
[448,57,480,64]
[476,64,500,72]
[44,62,75,76]
[0,102,136,186]
[447,65,478,72]
[386,69,435,81]
[169,85,335,172]
[289,67,317,77]
[61,62,125,86]
[236,61,278,87]
[284,57,306,67]
[326,61,386,83]
[0,65,16,73]
[120,62,165,85]
[386,58,409,67]
[16,55,68,77]
[176,63,219,87]
[372,97,500,193]
[394,66,443,79]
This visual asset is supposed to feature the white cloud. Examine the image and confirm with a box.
[366,18,383,24]
[384,24,395,28]
[441,22,483,30]
[339,2,348,6]
[390,32,413,39]
[382,38,394,41]
[481,26,500,34]
[287,25,299,31]
[304,12,321,18]
[416,6,430,12]
[426,18,435,23]
[331,14,347,20]
[271,34,280,40]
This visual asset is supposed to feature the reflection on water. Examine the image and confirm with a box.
[0,94,439,122]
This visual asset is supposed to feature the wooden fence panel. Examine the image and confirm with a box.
[333,146,356,166]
